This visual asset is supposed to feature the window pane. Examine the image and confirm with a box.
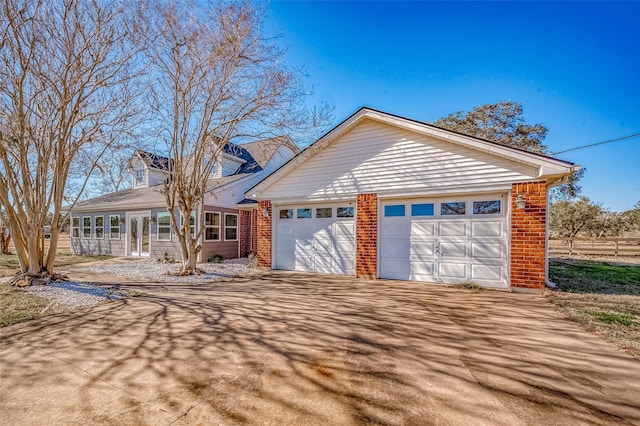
[473,200,501,215]
[158,229,171,241]
[157,213,171,226]
[296,208,312,219]
[225,214,237,226]
[111,229,120,239]
[95,216,103,227]
[337,207,354,218]
[225,227,237,240]
[279,209,293,219]
[316,208,332,218]
[72,228,79,238]
[206,227,220,241]
[110,216,119,226]
[205,212,220,226]
[441,202,466,215]
[411,203,434,216]
[95,228,104,239]
[384,205,405,217]
[73,217,80,227]
[84,217,91,227]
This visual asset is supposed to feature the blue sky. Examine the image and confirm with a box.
[263,1,639,212]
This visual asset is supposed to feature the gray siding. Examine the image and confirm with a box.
[200,205,240,262]
[70,211,127,255]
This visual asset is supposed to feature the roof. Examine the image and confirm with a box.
[134,150,172,171]
[247,107,577,198]
[240,136,299,169]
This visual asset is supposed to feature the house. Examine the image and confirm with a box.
[70,136,298,261]
[246,108,577,291]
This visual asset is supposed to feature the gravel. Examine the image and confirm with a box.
[25,281,130,315]
[84,258,253,283]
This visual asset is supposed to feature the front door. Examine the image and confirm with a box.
[129,214,150,256]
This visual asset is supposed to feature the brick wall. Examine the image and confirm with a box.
[238,210,251,257]
[257,200,272,267]
[356,193,377,279]
[510,181,547,291]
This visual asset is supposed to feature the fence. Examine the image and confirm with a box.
[549,237,640,257]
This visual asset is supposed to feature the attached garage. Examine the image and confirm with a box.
[380,195,508,288]
[274,203,356,274]
[248,107,576,291]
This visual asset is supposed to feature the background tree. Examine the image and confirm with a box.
[0,0,144,278]
[433,100,583,198]
[147,1,313,274]
[549,197,603,238]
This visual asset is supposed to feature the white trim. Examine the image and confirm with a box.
[156,212,172,242]
[94,215,105,240]
[125,211,152,257]
[204,211,221,241]
[109,215,121,240]
[224,213,238,241]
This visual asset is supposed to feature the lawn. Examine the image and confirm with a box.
[548,258,640,358]
[0,250,113,328]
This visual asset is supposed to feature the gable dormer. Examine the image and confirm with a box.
[130,150,171,189]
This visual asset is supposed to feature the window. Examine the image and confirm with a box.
[473,200,501,215]
[411,203,434,216]
[225,213,238,240]
[135,169,145,184]
[72,217,80,238]
[180,212,196,237]
[441,202,466,216]
[279,209,293,219]
[110,215,120,239]
[297,208,312,219]
[316,208,332,218]
[337,207,354,218]
[384,204,405,217]
[94,216,104,239]
[157,212,171,241]
[204,212,220,241]
[83,217,91,238]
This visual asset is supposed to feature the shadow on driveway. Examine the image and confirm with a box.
[1,271,639,425]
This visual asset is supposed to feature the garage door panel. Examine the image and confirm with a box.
[333,221,355,237]
[381,258,409,280]
[440,241,467,258]
[439,221,467,237]
[472,221,503,237]
[409,259,436,276]
[381,239,410,257]
[471,242,503,259]
[335,240,355,255]
[410,221,435,238]
[410,241,435,256]
[381,219,410,238]
[275,251,295,270]
[471,264,502,281]
[438,262,467,279]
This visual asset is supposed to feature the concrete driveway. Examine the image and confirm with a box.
[1,271,639,425]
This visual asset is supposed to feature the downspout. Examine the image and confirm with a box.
[544,173,573,289]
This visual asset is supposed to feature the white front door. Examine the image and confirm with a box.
[274,203,356,275]
[380,195,508,288]
[129,213,150,257]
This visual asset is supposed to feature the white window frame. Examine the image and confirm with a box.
[180,211,196,238]
[72,216,80,238]
[204,211,221,241]
[135,169,145,184]
[224,213,238,241]
[157,212,172,241]
[109,215,120,240]
[83,216,92,238]
[94,215,104,239]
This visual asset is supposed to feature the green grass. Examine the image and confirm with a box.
[548,258,640,359]
[549,259,640,295]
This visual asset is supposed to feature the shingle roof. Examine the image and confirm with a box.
[240,136,298,169]
[135,149,172,171]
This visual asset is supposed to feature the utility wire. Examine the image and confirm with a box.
[553,132,640,154]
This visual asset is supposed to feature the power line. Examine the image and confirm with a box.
[553,132,640,154]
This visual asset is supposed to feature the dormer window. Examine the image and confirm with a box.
[135,169,145,184]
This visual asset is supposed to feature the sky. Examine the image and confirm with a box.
[262,1,640,212]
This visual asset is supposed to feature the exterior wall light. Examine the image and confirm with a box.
[262,207,269,217]
[515,193,527,210]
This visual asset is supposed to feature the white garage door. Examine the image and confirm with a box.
[274,203,356,275]
[380,195,508,288]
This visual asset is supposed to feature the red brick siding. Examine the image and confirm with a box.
[510,181,547,290]
[239,210,251,258]
[257,200,272,267]
[251,208,258,254]
[356,193,377,279]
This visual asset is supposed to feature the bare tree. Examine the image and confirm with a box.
[0,214,11,255]
[147,1,307,274]
[0,0,144,279]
